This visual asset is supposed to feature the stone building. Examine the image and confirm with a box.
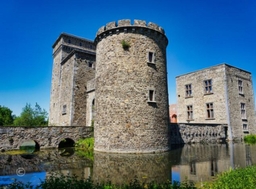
[176,63,256,141]
[49,19,170,153]
[49,33,96,126]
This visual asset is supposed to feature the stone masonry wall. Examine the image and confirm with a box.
[58,54,75,125]
[169,123,227,144]
[49,33,96,126]
[49,46,62,125]
[176,64,228,124]
[94,19,169,153]
[226,65,256,140]
[0,126,92,151]
[72,52,95,126]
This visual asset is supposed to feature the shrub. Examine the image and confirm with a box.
[75,137,94,160]
[121,40,130,50]
[244,134,256,144]
[201,165,256,189]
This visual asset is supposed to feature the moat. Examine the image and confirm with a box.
[0,143,255,187]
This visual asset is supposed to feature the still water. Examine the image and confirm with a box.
[0,143,255,187]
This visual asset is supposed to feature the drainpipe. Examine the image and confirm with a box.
[224,65,232,141]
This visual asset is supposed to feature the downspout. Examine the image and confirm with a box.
[224,65,232,141]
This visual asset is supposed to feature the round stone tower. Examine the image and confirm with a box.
[94,19,169,153]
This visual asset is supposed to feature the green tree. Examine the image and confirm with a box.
[0,106,14,126]
[13,103,48,126]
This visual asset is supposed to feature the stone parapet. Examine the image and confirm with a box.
[95,19,167,45]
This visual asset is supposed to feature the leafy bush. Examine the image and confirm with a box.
[244,134,256,144]
[75,137,94,160]
[201,166,256,189]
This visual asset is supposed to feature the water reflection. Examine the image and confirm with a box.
[93,152,171,184]
[0,143,256,187]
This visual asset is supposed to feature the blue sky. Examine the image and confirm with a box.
[1,0,256,116]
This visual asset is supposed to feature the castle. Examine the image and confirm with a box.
[49,19,256,152]
[49,19,170,153]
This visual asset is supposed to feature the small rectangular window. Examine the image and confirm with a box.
[206,103,214,119]
[243,124,248,131]
[185,84,192,97]
[238,80,243,94]
[62,105,67,115]
[148,90,155,102]
[204,79,212,94]
[147,51,155,64]
[187,105,193,120]
[241,103,246,120]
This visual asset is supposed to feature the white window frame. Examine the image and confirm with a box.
[238,79,243,94]
[206,103,214,119]
[185,84,192,97]
[241,103,246,120]
[204,79,213,94]
[147,50,156,64]
[187,105,193,120]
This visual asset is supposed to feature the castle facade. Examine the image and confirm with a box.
[49,19,256,149]
[176,64,256,140]
[49,19,170,153]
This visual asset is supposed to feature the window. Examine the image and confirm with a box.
[185,84,192,97]
[148,90,155,102]
[241,103,246,120]
[206,103,214,119]
[204,79,212,94]
[147,51,155,64]
[238,80,243,94]
[62,105,67,115]
[243,124,248,131]
[187,105,193,120]
[88,62,93,68]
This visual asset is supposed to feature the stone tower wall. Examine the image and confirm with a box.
[225,65,256,140]
[49,33,96,126]
[94,19,169,153]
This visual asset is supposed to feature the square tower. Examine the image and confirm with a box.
[49,33,96,126]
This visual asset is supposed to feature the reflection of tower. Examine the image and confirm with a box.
[92,152,170,184]
[94,19,169,153]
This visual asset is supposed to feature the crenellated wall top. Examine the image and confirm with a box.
[95,19,167,43]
